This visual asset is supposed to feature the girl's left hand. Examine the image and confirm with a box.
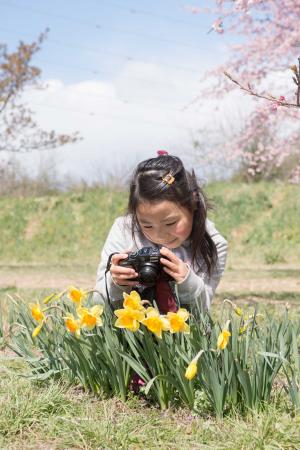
[159,247,189,283]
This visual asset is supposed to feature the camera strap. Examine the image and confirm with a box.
[104,252,118,311]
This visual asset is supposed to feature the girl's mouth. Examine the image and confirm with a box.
[162,238,177,246]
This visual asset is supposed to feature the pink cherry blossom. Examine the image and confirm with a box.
[208,19,224,34]
[190,0,300,182]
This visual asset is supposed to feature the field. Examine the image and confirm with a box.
[0,182,300,449]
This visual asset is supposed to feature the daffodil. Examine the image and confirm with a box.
[166,308,190,334]
[224,299,243,317]
[67,286,87,304]
[77,305,104,330]
[64,314,81,337]
[123,290,145,311]
[114,308,145,332]
[42,293,56,305]
[239,324,248,335]
[141,307,170,338]
[184,350,205,380]
[217,330,231,350]
[43,290,65,304]
[29,302,45,322]
[239,313,264,335]
[32,322,44,338]
[185,361,197,380]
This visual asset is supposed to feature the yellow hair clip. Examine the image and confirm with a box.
[162,173,175,185]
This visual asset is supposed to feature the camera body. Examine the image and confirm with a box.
[119,246,173,286]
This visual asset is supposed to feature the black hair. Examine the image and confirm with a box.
[127,154,218,276]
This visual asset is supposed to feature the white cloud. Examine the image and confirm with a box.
[10,59,253,183]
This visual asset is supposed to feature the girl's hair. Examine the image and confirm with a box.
[127,154,218,276]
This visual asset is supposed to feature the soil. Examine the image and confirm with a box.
[0,264,299,293]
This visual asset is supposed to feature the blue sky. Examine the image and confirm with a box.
[1,0,240,183]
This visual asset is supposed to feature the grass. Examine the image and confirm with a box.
[1,296,299,448]
[0,182,299,266]
[1,365,300,449]
[1,181,300,448]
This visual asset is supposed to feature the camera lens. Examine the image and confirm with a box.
[139,262,159,286]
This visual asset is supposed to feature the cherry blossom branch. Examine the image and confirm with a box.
[224,57,300,109]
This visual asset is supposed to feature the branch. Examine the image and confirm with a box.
[224,72,300,109]
[0,89,14,114]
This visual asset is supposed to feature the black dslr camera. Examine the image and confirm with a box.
[119,246,173,286]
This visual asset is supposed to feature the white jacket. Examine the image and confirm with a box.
[95,215,228,312]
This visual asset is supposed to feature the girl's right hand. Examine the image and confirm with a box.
[110,250,139,287]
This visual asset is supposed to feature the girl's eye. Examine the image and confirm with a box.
[166,222,176,226]
[143,225,152,229]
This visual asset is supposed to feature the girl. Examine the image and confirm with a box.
[95,152,227,314]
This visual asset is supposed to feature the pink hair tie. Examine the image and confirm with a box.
[157,150,168,156]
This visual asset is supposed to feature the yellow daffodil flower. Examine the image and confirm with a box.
[43,290,65,304]
[224,299,243,317]
[64,314,81,337]
[166,308,190,334]
[67,286,87,304]
[42,293,56,305]
[217,330,231,350]
[123,290,145,311]
[184,350,205,380]
[114,308,145,332]
[141,307,170,339]
[77,305,104,330]
[239,313,264,335]
[185,361,197,380]
[29,302,45,322]
[32,322,44,338]
[239,324,247,335]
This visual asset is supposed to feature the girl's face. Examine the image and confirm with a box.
[136,200,193,248]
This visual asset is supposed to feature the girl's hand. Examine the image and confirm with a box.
[159,247,189,283]
[110,250,139,287]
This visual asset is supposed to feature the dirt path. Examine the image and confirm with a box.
[1,264,300,293]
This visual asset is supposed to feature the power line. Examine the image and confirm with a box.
[24,83,186,114]
[0,1,204,50]
[34,57,199,91]
[89,0,205,30]
[0,26,202,74]
[28,99,193,131]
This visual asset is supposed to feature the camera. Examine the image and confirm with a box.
[118,246,173,286]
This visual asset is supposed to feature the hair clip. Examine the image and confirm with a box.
[162,172,175,185]
[157,150,168,156]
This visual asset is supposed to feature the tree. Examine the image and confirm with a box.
[0,31,79,153]
[192,0,300,183]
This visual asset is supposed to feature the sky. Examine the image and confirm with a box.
[0,0,247,184]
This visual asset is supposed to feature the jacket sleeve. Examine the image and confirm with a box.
[176,219,228,313]
[94,217,133,309]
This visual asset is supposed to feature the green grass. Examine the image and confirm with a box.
[207,182,300,265]
[1,286,300,448]
[0,182,299,266]
[1,182,300,448]
[0,189,127,264]
[0,365,300,449]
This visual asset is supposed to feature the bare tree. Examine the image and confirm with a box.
[0,31,80,153]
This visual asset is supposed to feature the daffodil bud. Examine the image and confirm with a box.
[184,350,204,380]
[185,361,197,380]
[32,322,44,338]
